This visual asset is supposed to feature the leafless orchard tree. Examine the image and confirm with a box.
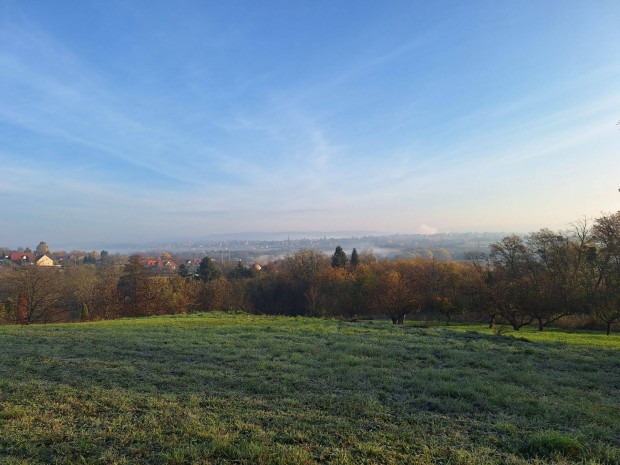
[591,211,620,334]
[4,265,64,324]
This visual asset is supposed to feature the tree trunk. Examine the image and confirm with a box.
[488,314,496,329]
[607,322,612,336]
[537,317,544,331]
[16,294,28,325]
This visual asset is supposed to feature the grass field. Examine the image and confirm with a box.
[0,313,619,464]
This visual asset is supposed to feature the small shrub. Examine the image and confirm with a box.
[418,319,432,328]
[493,325,510,336]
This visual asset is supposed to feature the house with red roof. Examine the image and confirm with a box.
[10,253,36,264]
[158,260,176,270]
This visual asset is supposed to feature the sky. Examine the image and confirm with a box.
[1,0,619,248]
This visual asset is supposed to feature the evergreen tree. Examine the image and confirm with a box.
[350,248,359,268]
[118,255,149,299]
[35,241,49,256]
[331,246,348,268]
[178,263,190,279]
[228,261,253,279]
[198,256,221,283]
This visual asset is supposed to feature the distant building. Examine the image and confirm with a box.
[35,255,54,267]
[158,260,176,270]
[141,258,177,270]
[10,252,36,264]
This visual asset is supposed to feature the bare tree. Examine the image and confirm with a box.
[64,266,99,321]
[591,211,620,334]
[525,228,590,330]
[592,290,620,335]
[488,235,535,330]
[370,261,421,324]
[4,265,64,323]
[464,251,500,328]
[89,264,123,319]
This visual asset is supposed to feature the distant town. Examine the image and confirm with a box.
[1,232,507,269]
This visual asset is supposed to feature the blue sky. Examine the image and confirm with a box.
[1,0,619,247]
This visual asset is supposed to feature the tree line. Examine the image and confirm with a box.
[1,211,620,334]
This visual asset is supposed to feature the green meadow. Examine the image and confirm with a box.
[0,313,618,465]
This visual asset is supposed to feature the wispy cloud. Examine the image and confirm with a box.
[1,21,238,185]
[2,2,619,245]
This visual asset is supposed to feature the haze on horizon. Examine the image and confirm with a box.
[1,0,619,248]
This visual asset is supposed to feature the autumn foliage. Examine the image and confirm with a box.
[1,211,620,334]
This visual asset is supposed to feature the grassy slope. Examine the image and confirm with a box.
[0,314,619,465]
